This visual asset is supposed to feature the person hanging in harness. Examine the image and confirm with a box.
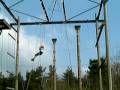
[31,45,44,61]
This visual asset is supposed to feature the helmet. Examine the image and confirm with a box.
[39,45,44,50]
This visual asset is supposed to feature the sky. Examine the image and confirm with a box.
[0,0,120,77]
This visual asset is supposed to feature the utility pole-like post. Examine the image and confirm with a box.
[103,0,112,90]
[15,17,20,90]
[52,38,57,90]
[75,25,82,90]
[95,15,103,90]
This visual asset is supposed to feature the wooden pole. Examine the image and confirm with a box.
[95,15,103,90]
[52,38,57,90]
[103,0,112,90]
[75,25,82,90]
[15,17,20,90]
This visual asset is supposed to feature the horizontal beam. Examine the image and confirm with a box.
[10,20,104,26]
[0,0,18,23]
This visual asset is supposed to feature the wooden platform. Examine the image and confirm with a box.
[0,19,11,29]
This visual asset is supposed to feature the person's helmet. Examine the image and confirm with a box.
[39,45,44,50]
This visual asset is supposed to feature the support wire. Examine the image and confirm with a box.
[9,0,25,8]
[68,4,100,20]
[11,9,46,21]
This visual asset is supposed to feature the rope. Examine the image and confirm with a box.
[21,33,39,90]
[63,24,72,89]
[64,25,72,69]
[38,25,42,66]
[50,0,58,20]
[26,38,35,90]
[26,71,32,90]
[7,30,10,75]
[40,25,45,66]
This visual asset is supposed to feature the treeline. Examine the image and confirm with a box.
[82,58,120,90]
[0,58,120,90]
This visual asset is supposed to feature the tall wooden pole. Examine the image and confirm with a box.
[52,38,57,90]
[15,17,20,90]
[103,0,112,90]
[75,25,82,90]
[95,15,103,90]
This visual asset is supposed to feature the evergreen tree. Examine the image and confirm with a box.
[47,65,54,90]
[25,66,46,90]
[87,58,108,90]
[62,67,77,90]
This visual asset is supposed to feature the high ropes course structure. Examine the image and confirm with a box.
[0,0,112,90]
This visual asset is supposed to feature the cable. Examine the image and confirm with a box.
[10,9,46,21]
[36,26,42,66]
[50,0,58,21]
[88,0,100,5]
[47,8,61,13]
[64,25,72,70]
[40,25,45,66]
[68,4,100,20]
[9,0,25,8]
[47,0,60,14]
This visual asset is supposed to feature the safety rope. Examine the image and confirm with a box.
[64,24,72,69]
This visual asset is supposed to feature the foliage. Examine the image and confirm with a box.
[0,58,120,90]
[87,58,108,90]
[62,66,77,90]
[0,72,23,90]
[47,65,54,90]
[25,66,46,90]
[112,62,120,90]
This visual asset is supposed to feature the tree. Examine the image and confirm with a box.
[0,73,5,90]
[112,63,120,90]
[18,73,24,90]
[47,65,54,90]
[88,59,99,90]
[87,58,108,90]
[25,66,46,90]
[82,74,89,90]
[62,67,77,90]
